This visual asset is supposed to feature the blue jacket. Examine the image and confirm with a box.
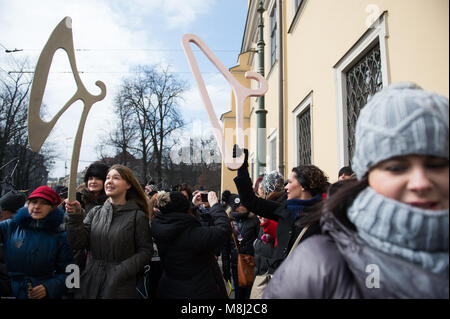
[0,206,74,299]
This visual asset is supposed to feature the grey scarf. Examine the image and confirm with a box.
[347,187,449,277]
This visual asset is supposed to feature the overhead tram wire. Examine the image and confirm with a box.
[2,45,241,76]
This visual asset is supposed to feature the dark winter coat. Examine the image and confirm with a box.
[66,199,153,299]
[222,211,259,279]
[151,203,231,299]
[234,173,321,273]
[68,186,108,273]
[194,205,223,257]
[253,226,276,276]
[0,207,74,299]
[0,233,11,297]
[263,211,449,298]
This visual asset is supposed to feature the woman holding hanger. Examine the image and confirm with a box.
[65,164,153,299]
[232,149,329,277]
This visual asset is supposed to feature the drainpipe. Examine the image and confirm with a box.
[277,0,285,176]
[256,0,267,177]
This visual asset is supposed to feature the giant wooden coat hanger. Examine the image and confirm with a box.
[28,17,106,201]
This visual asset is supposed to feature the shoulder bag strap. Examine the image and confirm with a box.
[287,225,310,258]
[230,221,240,250]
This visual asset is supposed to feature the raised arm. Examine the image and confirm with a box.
[232,146,281,221]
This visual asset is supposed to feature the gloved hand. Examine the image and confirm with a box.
[261,233,272,244]
[232,144,249,171]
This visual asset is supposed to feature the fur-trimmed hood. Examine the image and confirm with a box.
[13,206,65,233]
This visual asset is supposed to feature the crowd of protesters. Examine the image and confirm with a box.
[0,82,448,299]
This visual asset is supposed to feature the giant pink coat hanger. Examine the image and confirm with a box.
[181,34,268,170]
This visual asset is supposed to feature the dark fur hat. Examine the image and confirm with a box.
[0,190,26,212]
[84,162,110,184]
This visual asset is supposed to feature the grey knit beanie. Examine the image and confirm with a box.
[352,82,449,179]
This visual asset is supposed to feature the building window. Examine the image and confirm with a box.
[268,132,277,171]
[297,108,311,165]
[270,3,278,67]
[293,92,313,166]
[345,43,383,165]
[334,12,389,168]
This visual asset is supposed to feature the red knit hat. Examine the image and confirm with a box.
[27,186,62,206]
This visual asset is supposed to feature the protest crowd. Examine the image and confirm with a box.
[0,83,448,299]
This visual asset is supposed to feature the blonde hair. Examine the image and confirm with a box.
[108,165,150,218]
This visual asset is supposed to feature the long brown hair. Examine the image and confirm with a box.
[108,165,150,218]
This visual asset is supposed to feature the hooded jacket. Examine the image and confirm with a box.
[263,210,449,299]
[151,203,231,299]
[66,199,153,299]
[0,206,74,299]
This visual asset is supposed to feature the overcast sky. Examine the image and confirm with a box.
[0,0,248,179]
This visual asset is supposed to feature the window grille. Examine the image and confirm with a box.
[345,43,383,165]
[297,107,311,165]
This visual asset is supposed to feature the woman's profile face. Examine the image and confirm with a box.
[284,172,303,200]
[368,155,449,210]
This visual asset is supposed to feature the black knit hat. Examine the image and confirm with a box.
[157,191,190,214]
[84,162,109,184]
[221,190,231,203]
[228,194,242,211]
[0,190,26,212]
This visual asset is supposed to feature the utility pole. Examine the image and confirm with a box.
[256,0,267,177]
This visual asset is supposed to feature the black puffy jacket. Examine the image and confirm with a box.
[151,203,231,299]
